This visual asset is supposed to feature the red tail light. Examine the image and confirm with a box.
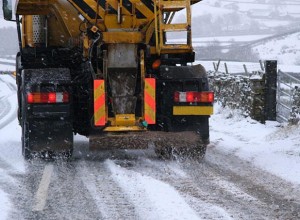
[27,92,69,104]
[174,91,214,103]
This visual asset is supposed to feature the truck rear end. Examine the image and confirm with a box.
[2,0,213,159]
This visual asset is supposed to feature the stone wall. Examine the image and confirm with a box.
[209,71,266,123]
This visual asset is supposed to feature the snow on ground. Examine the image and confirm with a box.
[0,64,14,71]
[191,2,234,18]
[106,160,202,220]
[201,0,300,19]
[170,32,300,66]
[0,75,24,173]
[257,19,292,28]
[253,32,300,65]
[0,75,20,220]
[192,35,271,43]
[0,57,15,71]
[0,190,10,220]
[210,104,300,185]
[0,18,15,29]
[0,69,300,218]
[0,58,15,64]
[168,35,271,47]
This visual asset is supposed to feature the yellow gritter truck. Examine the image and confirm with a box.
[2,0,214,159]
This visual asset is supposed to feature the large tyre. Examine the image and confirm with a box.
[22,121,32,160]
[16,52,22,124]
[21,84,31,160]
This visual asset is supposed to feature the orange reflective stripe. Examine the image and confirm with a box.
[94,93,105,110]
[146,77,156,89]
[144,92,155,111]
[144,78,156,124]
[95,116,106,126]
[145,114,155,125]
[94,80,104,99]
[94,80,106,126]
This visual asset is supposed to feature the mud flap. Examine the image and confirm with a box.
[21,68,73,159]
[29,120,73,153]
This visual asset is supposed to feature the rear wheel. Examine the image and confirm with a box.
[22,121,32,160]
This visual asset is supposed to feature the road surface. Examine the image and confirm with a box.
[0,74,300,220]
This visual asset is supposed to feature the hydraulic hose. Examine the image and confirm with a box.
[88,32,101,79]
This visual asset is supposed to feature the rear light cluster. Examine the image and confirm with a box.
[27,92,69,104]
[174,91,214,103]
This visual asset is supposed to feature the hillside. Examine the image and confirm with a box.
[190,0,300,37]
[0,18,15,28]
[252,32,300,65]
[0,27,18,56]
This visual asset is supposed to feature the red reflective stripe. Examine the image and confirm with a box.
[94,79,103,89]
[144,92,155,111]
[145,78,156,89]
[94,93,105,111]
[144,78,156,125]
[95,116,106,126]
[94,80,106,126]
[145,114,155,124]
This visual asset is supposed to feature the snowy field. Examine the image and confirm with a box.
[168,32,300,66]
[198,60,300,74]
[0,57,15,72]
[253,32,300,65]
[0,64,14,71]
[0,18,15,29]
[168,34,272,47]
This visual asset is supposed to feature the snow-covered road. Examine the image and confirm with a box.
[0,74,300,219]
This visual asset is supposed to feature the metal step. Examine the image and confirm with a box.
[161,23,190,32]
[160,1,186,11]
[160,44,193,54]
